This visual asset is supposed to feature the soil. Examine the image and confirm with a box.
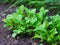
[0,4,59,45]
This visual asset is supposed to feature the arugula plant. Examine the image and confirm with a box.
[3,5,48,38]
[3,5,60,45]
[50,15,60,40]
[33,14,60,45]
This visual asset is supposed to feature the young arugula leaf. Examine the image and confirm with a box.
[12,33,17,38]
[16,5,24,15]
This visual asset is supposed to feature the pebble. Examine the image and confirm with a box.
[10,9,12,12]
[13,40,18,44]
[2,14,6,16]
[7,35,11,38]
[32,43,37,45]
[0,16,1,18]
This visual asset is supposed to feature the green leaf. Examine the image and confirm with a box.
[25,17,30,23]
[16,5,24,15]
[28,9,36,17]
[57,23,60,32]
[12,33,17,38]
[8,26,13,30]
[30,9,36,14]
[13,29,22,34]
[33,34,41,39]
[36,25,47,33]
[6,14,13,19]
[52,43,57,45]
[49,28,58,38]
[26,29,32,34]
[40,43,43,45]
[30,16,37,25]
[47,36,51,42]
[2,19,7,23]
[57,34,60,40]
[37,12,43,22]
[44,10,49,14]
[40,7,44,13]
[43,21,49,29]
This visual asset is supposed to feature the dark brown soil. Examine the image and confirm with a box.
[0,4,59,45]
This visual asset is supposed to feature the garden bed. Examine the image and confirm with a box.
[0,4,60,45]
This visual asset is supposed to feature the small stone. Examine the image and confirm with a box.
[13,40,18,44]
[2,14,6,16]
[32,43,37,45]
[7,35,11,38]
[10,9,12,12]
[17,36,20,40]
[0,16,1,18]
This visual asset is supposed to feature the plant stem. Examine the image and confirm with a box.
[52,43,57,45]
